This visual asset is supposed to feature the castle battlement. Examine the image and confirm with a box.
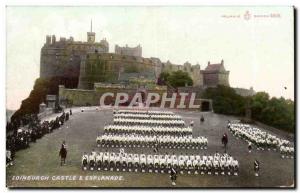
[40,23,230,91]
[115,44,142,57]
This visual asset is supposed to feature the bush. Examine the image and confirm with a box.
[202,86,294,133]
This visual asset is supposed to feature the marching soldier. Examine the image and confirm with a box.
[81,152,89,170]
[248,142,252,153]
[59,141,67,166]
[170,167,177,186]
[254,159,260,176]
[190,120,194,127]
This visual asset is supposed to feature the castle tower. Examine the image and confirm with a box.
[46,35,51,45]
[87,20,96,43]
[78,55,88,89]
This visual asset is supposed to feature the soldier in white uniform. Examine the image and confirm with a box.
[206,156,213,175]
[193,157,199,174]
[178,154,185,174]
[232,159,239,176]
[172,154,178,172]
[81,152,89,170]
[199,156,206,174]
[96,135,102,147]
[140,153,147,172]
[226,155,233,175]
[186,156,193,174]
[121,153,128,171]
[88,152,96,170]
[159,154,166,173]
[127,153,133,172]
[133,154,140,172]
[147,154,154,172]
[213,155,220,175]
[103,150,110,170]
[115,152,121,171]
[109,152,116,171]
[154,154,160,172]
[96,152,103,170]
[220,155,226,175]
[166,154,173,173]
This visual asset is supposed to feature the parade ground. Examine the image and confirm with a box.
[6,107,295,188]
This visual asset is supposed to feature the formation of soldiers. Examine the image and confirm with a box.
[113,110,185,125]
[81,150,239,176]
[114,109,175,115]
[6,110,71,167]
[97,110,208,151]
[82,108,239,185]
[228,122,294,158]
[104,124,193,135]
[97,133,208,149]
[113,113,182,120]
[113,118,185,127]
[280,145,294,159]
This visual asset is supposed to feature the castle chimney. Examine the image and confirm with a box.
[221,59,224,65]
[51,35,56,44]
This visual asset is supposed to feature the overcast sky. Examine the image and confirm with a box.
[6,6,294,110]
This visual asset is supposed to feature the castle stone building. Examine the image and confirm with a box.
[201,60,230,87]
[158,60,229,88]
[39,23,257,106]
[40,24,109,88]
[115,44,142,57]
[78,52,156,90]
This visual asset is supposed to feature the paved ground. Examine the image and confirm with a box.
[6,108,295,188]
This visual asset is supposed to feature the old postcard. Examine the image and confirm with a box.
[6,6,295,188]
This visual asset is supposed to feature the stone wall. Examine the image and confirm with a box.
[59,85,166,106]
[234,87,256,97]
[78,53,156,90]
[58,85,212,111]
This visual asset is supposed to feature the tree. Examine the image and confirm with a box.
[166,70,193,88]
[202,85,246,116]
[157,72,170,85]
[251,92,269,120]
[202,86,294,132]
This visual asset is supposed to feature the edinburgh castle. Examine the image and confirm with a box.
[40,23,232,89]
[39,23,254,107]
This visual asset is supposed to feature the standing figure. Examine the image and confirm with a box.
[170,167,177,186]
[190,121,194,127]
[254,159,260,176]
[200,115,205,123]
[248,142,252,153]
[59,141,67,166]
[221,133,228,153]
